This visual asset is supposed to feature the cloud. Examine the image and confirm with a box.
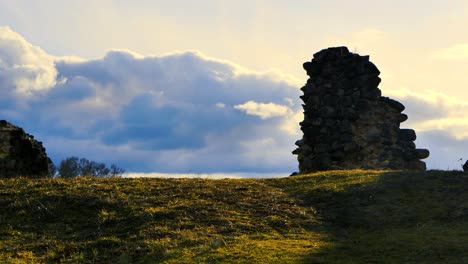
[234,101,292,119]
[0,27,301,174]
[433,43,468,60]
[0,26,57,96]
[2,27,466,172]
[385,88,468,139]
[384,88,468,170]
[416,130,468,170]
[216,102,226,108]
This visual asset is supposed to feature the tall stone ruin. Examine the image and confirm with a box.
[293,47,429,173]
[0,120,51,178]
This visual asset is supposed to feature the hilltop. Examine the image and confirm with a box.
[1,170,467,263]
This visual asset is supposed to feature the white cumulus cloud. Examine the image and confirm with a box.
[384,87,468,170]
[0,27,302,174]
[0,26,57,96]
[234,101,292,119]
[386,88,468,138]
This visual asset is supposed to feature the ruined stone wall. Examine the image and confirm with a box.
[0,120,51,178]
[293,47,429,173]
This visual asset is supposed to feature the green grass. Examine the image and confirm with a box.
[1,170,467,263]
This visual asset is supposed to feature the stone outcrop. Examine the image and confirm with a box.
[293,47,429,173]
[463,161,468,172]
[0,120,51,178]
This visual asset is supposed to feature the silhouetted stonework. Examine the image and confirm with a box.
[293,47,429,173]
[0,120,51,178]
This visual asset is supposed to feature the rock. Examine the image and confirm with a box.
[407,160,427,171]
[343,142,359,152]
[366,127,382,143]
[316,155,332,170]
[331,151,345,160]
[340,134,353,143]
[293,47,429,173]
[295,139,305,147]
[319,106,336,118]
[363,61,381,75]
[399,129,417,142]
[367,76,382,87]
[211,238,227,249]
[384,97,405,112]
[302,126,321,137]
[398,114,408,123]
[301,144,313,154]
[315,143,330,153]
[463,161,468,172]
[313,46,350,62]
[356,100,371,111]
[0,120,52,178]
[362,88,382,99]
[415,149,430,159]
[339,120,353,133]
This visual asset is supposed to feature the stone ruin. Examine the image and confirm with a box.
[0,120,51,178]
[293,47,430,174]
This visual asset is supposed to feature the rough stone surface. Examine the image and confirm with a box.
[293,47,429,173]
[463,160,468,172]
[211,238,227,248]
[0,120,51,178]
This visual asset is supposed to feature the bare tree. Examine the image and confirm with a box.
[58,157,80,178]
[57,157,125,178]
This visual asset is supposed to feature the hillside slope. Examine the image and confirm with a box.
[1,170,467,263]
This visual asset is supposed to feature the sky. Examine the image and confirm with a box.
[1,0,468,176]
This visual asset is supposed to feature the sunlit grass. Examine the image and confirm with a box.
[1,170,467,263]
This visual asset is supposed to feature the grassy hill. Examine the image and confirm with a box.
[1,170,467,263]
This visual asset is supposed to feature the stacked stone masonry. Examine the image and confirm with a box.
[293,47,430,173]
[0,120,51,178]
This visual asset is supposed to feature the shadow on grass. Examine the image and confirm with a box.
[274,170,468,263]
[0,178,167,262]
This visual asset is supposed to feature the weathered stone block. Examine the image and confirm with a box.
[415,149,430,159]
[399,129,417,142]
[398,114,408,123]
[385,98,406,112]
